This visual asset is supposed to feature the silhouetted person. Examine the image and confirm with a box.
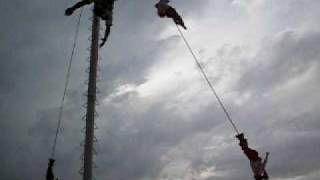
[46,158,56,180]
[65,0,117,47]
[236,133,269,180]
[155,0,187,29]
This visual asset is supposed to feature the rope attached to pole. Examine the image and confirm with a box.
[175,24,240,134]
[51,8,84,158]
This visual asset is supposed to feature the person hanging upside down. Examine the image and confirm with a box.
[155,0,187,29]
[236,133,269,180]
[46,158,58,180]
[65,0,117,47]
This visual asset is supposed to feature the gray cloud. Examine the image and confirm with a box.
[237,30,320,94]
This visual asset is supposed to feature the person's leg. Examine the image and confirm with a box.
[100,24,111,47]
[166,7,187,29]
[236,133,248,149]
[158,11,166,17]
[65,0,91,16]
[236,135,260,161]
[244,148,261,161]
[100,12,112,47]
[262,170,269,179]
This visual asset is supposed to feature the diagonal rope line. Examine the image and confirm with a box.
[51,8,84,158]
[175,24,240,134]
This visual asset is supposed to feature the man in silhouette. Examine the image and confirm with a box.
[236,133,269,180]
[155,0,187,29]
[46,158,57,180]
[65,0,117,47]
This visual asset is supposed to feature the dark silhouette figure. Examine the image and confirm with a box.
[155,0,187,29]
[236,133,269,180]
[65,0,117,47]
[46,158,56,180]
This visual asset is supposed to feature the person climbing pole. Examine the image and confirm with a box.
[46,158,58,180]
[155,0,187,29]
[65,0,117,47]
[236,133,269,180]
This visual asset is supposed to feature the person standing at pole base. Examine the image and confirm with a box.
[65,0,117,47]
[236,133,270,180]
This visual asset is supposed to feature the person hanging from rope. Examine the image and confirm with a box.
[46,158,58,180]
[65,0,117,47]
[236,133,269,180]
[155,0,187,29]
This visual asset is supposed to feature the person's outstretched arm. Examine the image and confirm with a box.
[65,0,91,16]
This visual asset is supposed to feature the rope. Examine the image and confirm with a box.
[175,24,240,134]
[50,8,84,158]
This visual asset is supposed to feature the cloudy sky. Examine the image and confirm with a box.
[1,0,320,179]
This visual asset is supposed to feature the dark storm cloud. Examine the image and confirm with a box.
[0,1,96,179]
[107,28,320,180]
[0,0,210,179]
[165,29,320,179]
[93,91,227,179]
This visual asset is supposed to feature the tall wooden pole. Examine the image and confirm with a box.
[83,9,100,180]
